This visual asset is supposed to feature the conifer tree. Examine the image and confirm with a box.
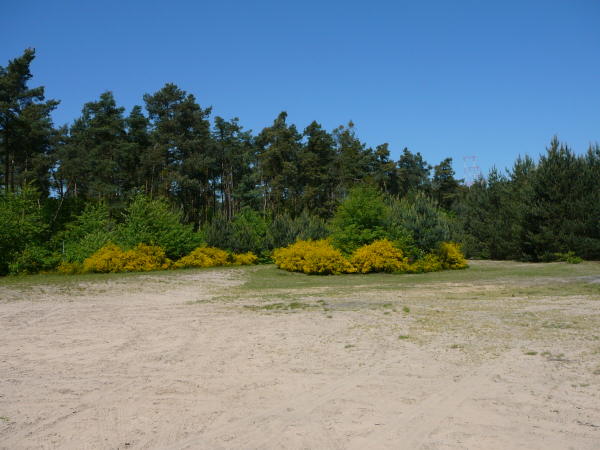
[143,83,213,223]
[0,48,58,194]
[256,112,302,215]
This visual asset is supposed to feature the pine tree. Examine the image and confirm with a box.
[0,49,59,194]
[396,148,431,196]
[299,121,337,216]
[432,157,461,210]
[256,112,302,215]
[57,92,128,200]
[212,116,255,219]
[143,83,213,223]
[373,143,399,195]
[332,122,374,198]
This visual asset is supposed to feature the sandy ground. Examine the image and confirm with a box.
[1,263,599,449]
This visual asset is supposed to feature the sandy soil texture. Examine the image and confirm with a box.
[1,262,599,449]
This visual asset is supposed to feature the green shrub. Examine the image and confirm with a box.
[117,195,202,259]
[57,202,115,263]
[230,208,268,253]
[387,192,453,252]
[202,214,233,251]
[329,186,391,254]
[0,186,48,275]
[267,211,329,249]
[554,251,583,264]
[204,208,268,254]
[8,244,60,275]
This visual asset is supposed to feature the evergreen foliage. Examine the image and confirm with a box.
[387,192,452,253]
[456,139,600,261]
[329,186,391,254]
[57,202,115,263]
[116,195,202,259]
[0,49,599,274]
[0,186,48,274]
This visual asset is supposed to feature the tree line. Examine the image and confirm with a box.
[1,49,599,274]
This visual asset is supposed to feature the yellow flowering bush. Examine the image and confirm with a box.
[437,242,468,270]
[173,246,231,269]
[349,239,408,273]
[232,251,258,265]
[273,239,356,275]
[406,253,443,273]
[62,244,258,274]
[122,244,172,272]
[82,243,127,273]
[57,261,84,275]
[82,243,171,273]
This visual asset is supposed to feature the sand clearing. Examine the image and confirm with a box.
[1,262,599,449]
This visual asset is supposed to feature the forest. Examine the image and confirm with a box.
[1,48,599,275]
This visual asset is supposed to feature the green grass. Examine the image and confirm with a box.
[243,301,317,311]
[238,261,600,292]
[0,265,234,289]
[2,260,599,293]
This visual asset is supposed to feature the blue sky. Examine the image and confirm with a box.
[2,0,599,177]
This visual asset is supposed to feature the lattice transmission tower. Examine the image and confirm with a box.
[463,155,482,186]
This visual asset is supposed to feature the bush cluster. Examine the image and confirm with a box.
[172,247,230,269]
[1,187,49,275]
[82,243,172,273]
[8,244,60,275]
[350,239,408,273]
[405,253,443,273]
[60,243,260,274]
[273,239,468,275]
[436,242,468,270]
[272,240,356,275]
[232,252,259,265]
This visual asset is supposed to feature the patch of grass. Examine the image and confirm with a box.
[403,306,410,313]
[237,262,600,294]
[524,351,538,355]
[450,343,464,349]
[541,351,568,361]
[542,321,575,330]
[398,335,410,340]
[4,260,599,295]
[344,344,355,348]
[0,416,9,422]
[0,266,226,288]
[244,301,315,311]
[289,301,309,309]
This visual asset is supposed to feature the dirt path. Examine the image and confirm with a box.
[1,266,599,449]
